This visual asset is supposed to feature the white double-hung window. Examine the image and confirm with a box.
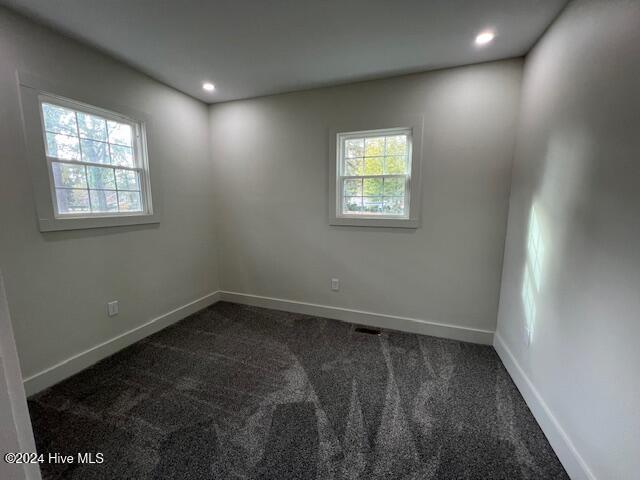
[19,73,160,232]
[339,129,411,217]
[330,122,422,228]
[40,95,150,218]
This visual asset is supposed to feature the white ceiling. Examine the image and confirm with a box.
[2,0,567,103]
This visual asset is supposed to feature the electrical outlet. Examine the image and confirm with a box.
[107,300,119,317]
[331,278,340,291]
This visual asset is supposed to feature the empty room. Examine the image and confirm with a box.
[0,0,638,479]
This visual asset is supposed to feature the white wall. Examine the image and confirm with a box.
[495,1,640,479]
[210,59,522,337]
[0,7,219,388]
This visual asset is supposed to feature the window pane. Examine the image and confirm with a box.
[337,130,412,220]
[383,177,405,196]
[46,133,81,160]
[115,169,140,191]
[344,157,363,176]
[385,135,407,156]
[364,157,383,175]
[42,103,77,135]
[56,188,90,214]
[383,197,405,215]
[107,120,133,146]
[89,190,118,213]
[364,137,384,157]
[52,162,87,189]
[364,196,383,213]
[81,139,111,164]
[384,155,407,174]
[77,112,107,141]
[343,196,363,213]
[364,178,383,196]
[111,144,134,167]
[118,191,142,212]
[86,166,116,189]
[40,98,149,218]
[344,138,364,158]
[343,178,362,196]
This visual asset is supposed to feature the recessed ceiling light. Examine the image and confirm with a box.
[475,31,496,46]
[202,82,215,92]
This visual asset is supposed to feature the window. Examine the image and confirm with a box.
[338,128,411,219]
[329,121,422,228]
[18,73,160,231]
[39,95,151,218]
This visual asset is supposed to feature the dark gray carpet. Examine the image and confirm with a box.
[28,302,568,479]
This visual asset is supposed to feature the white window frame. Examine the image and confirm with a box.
[329,116,423,228]
[18,72,161,232]
[337,127,413,221]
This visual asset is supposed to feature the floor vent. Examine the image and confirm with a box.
[354,326,382,335]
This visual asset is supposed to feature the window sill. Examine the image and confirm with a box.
[38,212,160,232]
[330,216,419,228]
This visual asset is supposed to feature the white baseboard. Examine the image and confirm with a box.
[19,288,596,479]
[219,291,494,345]
[23,290,492,395]
[493,333,596,480]
[23,291,222,396]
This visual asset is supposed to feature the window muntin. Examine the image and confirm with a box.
[39,96,150,218]
[337,128,412,218]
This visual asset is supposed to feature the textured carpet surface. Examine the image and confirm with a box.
[28,302,568,479]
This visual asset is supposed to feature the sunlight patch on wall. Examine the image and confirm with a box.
[527,206,545,290]
[521,205,545,345]
[521,268,537,344]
